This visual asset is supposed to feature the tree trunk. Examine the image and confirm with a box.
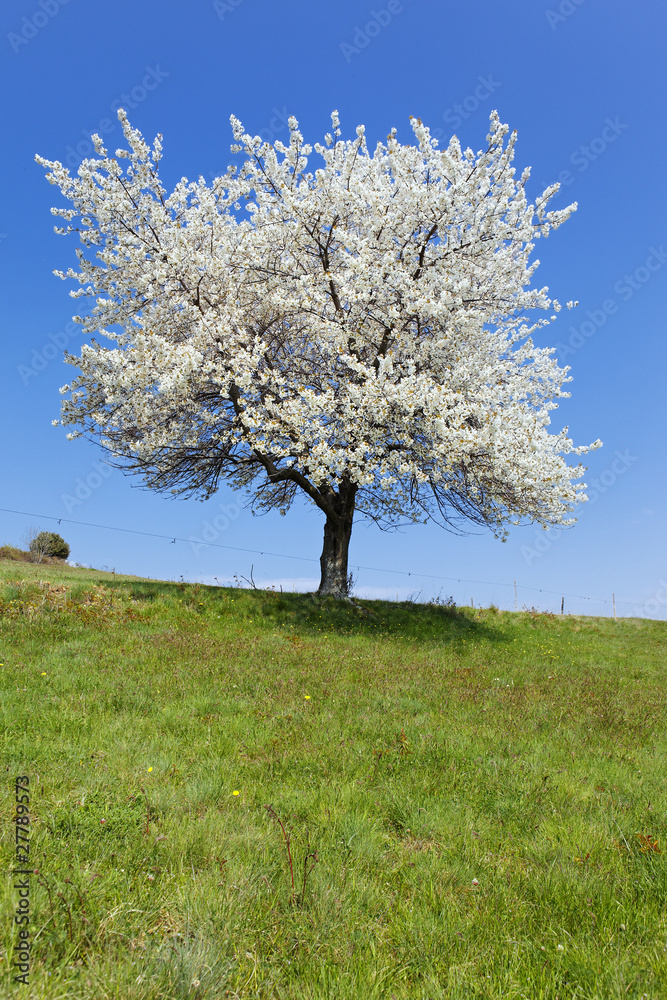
[317,481,357,598]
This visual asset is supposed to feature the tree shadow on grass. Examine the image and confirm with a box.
[243,588,504,645]
[100,577,507,646]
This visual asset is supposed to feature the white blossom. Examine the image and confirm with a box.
[36,109,600,592]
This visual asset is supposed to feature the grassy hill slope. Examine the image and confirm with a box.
[1,559,666,999]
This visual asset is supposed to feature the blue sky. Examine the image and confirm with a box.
[1,0,665,617]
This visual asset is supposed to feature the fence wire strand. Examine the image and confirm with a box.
[0,505,651,611]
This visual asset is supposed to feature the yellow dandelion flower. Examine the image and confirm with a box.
[148,767,153,772]
[233,790,240,796]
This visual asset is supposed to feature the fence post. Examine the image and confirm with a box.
[561,596,564,615]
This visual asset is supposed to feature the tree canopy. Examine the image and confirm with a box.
[37,110,600,596]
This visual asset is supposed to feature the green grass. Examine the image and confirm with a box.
[1,558,666,999]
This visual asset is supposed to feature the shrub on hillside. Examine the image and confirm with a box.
[29,531,70,561]
[0,545,26,562]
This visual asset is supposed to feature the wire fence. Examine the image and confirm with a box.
[0,505,662,619]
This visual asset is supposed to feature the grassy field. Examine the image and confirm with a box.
[1,557,666,999]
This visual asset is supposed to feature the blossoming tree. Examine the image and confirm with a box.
[37,110,600,597]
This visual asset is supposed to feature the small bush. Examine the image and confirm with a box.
[29,531,70,561]
[0,545,26,562]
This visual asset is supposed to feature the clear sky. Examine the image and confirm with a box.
[1,0,665,618]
